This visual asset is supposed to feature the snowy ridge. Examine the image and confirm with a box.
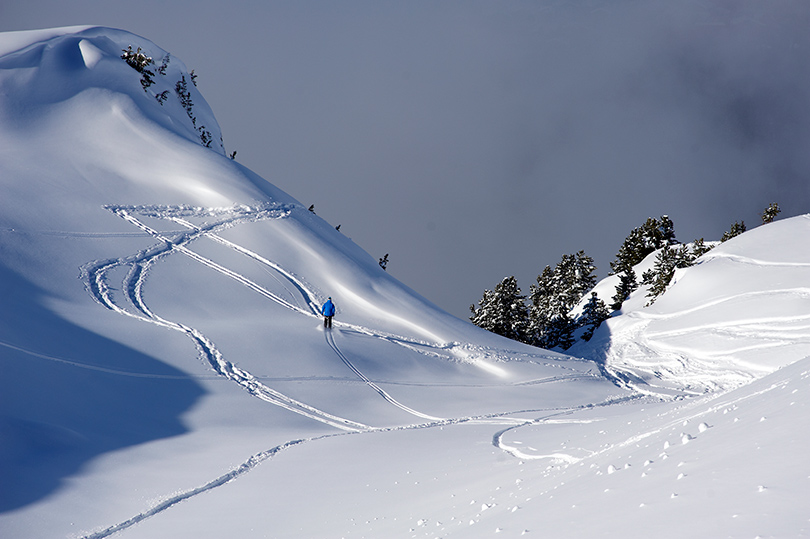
[1,26,808,539]
[575,214,810,395]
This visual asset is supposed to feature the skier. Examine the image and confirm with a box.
[322,296,335,328]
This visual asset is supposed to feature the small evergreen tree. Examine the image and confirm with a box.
[157,54,170,76]
[611,269,638,311]
[121,46,153,72]
[644,245,688,302]
[156,90,170,105]
[762,202,781,224]
[691,238,712,259]
[526,251,596,347]
[610,216,678,275]
[544,311,577,350]
[198,125,213,147]
[175,75,195,125]
[580,292,610,341]
[721,221,746,242]
[121,46,155,92]
[526,265,554,346]
[470,276,529,342]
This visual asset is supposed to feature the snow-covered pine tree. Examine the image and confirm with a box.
[691,238,712,259]
[470,276,528,342]
[762,203,781,224]
[610,216,678,275]
[526,265,554,346]
[554,251,597,311]
[544,311,577,350]
[121,46,152,73]
[611,268,637,311]
[721,221,746,242]
[120,46,155,92]
[580,292,610,341]
[644,244,686,302]
[527,251,596,348]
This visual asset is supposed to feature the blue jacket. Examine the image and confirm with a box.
[322,299,335,317]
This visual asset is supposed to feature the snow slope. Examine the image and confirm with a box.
[0,27,808,539]
[575,219,810,396]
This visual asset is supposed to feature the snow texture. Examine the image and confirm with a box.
[0,27,808,539]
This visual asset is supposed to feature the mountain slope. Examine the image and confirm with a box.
[0,27,807,539]
[574,215,810,395]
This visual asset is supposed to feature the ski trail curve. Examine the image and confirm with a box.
[78,402,552,539]
[82,204,370,432]
[324,329,444,421]
[76,436,320,539]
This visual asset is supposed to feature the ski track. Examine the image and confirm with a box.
[76,399,602,539]
[75,202,619,538]
[82,204,370,432]
[324,328,444,421]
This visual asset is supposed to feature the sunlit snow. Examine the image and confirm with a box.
[0,27,808,539]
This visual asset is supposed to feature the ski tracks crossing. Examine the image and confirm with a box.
[75,202,601,538]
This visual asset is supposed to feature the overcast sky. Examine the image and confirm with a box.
[3,1,810,319]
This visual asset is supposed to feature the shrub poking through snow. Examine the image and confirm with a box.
[121,46,152,72]
[157,53,170,76]
[762,202,781,224]
[156,90,170,106]
[121,46,156,92]
[721,221,747,242]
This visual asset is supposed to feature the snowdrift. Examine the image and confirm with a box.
[1,27,807,539]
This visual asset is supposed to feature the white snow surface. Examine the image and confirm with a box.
[0,27,808,539]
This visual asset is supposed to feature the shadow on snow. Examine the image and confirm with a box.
[0,265,205,513]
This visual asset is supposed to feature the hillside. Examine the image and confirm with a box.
[0,27,808,539]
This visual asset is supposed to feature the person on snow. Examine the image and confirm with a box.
[322,297,335,328]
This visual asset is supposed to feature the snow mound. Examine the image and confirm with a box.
[578,215,810,394]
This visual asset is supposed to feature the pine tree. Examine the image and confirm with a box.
[156,90,170,105]
[610,216,678,275]
[721,221,746,242]
[470,276,528,342]
[121,46,153,73]
[157,54,170,76]
[580,292,610,341]
[690,238,712,259]
[525,251,597,348]
[611,269,637,311]
[544,311,577,350]
[120,46,156,92]
[526,265,554,346]
[644,245,682,301]
[762,202,781,224]
[175,76,195,124]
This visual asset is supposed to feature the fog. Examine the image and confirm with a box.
[3,0,809,318]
